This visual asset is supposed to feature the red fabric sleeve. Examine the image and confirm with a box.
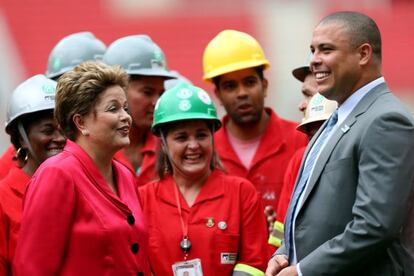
[276,148,306,223]
[13,166,76,276]
[0,206,10,275]
[237,180,269,271]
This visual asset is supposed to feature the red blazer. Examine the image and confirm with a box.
[0,166,30,275]
[13,140,150,276]
[214,108,308,210]
[139,170,269,275]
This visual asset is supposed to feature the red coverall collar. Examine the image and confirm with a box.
[216,108,287,167]
[156,170,225,210]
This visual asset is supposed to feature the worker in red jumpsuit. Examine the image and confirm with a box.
[139,82,268,275]
[13,62,150,275]
[202,30,308,248]
[103,35,177,186]
[0,75,66,275]
[0,32,106,181]
[268,62,338,247]
[266,61,316,247]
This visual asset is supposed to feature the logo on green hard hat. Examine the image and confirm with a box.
[177,88,192,99]
[179,100,191,111]
[197,90,212,105]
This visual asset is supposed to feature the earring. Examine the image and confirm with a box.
[15,147,28,165]
[81,130,89,136]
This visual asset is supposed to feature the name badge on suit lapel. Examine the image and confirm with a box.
[341,124,350,133]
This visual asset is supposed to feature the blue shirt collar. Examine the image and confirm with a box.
[337,76,385,126]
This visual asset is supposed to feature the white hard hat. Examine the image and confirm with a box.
[46,32,106,79]
[5,74,57,133]
[297,93,337,133]
[103,35,175,78]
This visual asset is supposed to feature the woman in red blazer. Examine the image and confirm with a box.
[13,61,150,275]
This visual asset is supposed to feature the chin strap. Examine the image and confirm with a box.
[18,121,40,166]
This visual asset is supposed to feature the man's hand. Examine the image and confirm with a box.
[264,205,277,233]
[276,266,298,276]
[265,254,289,276]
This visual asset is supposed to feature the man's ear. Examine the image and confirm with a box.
[263,78,269,97]
[73,114,89,136]
[359,43,372,66]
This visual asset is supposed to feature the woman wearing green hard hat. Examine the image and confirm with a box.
[138,82,268,276]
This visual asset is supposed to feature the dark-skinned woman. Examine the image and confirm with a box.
[0,75,66,275]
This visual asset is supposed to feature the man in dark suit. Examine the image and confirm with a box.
[266,11,414,276]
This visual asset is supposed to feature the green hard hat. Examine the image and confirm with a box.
[152,82,221,136]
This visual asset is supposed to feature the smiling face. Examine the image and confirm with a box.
[310,21,362,105]
[127,76,167,131]
[164,120,213,181]
[25,113,66,163]
[214,67,268,126]
[80,85,132,153]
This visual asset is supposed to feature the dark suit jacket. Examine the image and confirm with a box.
[278,82,414,276]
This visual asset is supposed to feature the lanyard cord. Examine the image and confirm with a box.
[174,183,188,239]
[174,182,191,260]
[160,131,191,258]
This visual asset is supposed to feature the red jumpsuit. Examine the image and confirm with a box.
[0,146,16,180]
[0,166,30,275]
[276,147,306,223]
[114,132,158,187]
[13,140,150,276]
[269,147,306,247]
[138,170,268,276]
[214,108,308,210]
[0,208,7,276]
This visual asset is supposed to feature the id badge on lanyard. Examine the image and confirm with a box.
[172,184,204,275]
[172,258,203,276]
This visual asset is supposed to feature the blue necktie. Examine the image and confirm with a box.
[284,110,338,262]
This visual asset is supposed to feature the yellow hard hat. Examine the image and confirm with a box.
[202,30,270,82]
[297,93,338,133]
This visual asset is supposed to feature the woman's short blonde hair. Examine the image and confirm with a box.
[55,61,128,140]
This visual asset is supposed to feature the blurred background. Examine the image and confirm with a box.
[0,0,413,153]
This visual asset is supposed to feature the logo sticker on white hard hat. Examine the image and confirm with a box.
[42,84,56,95]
